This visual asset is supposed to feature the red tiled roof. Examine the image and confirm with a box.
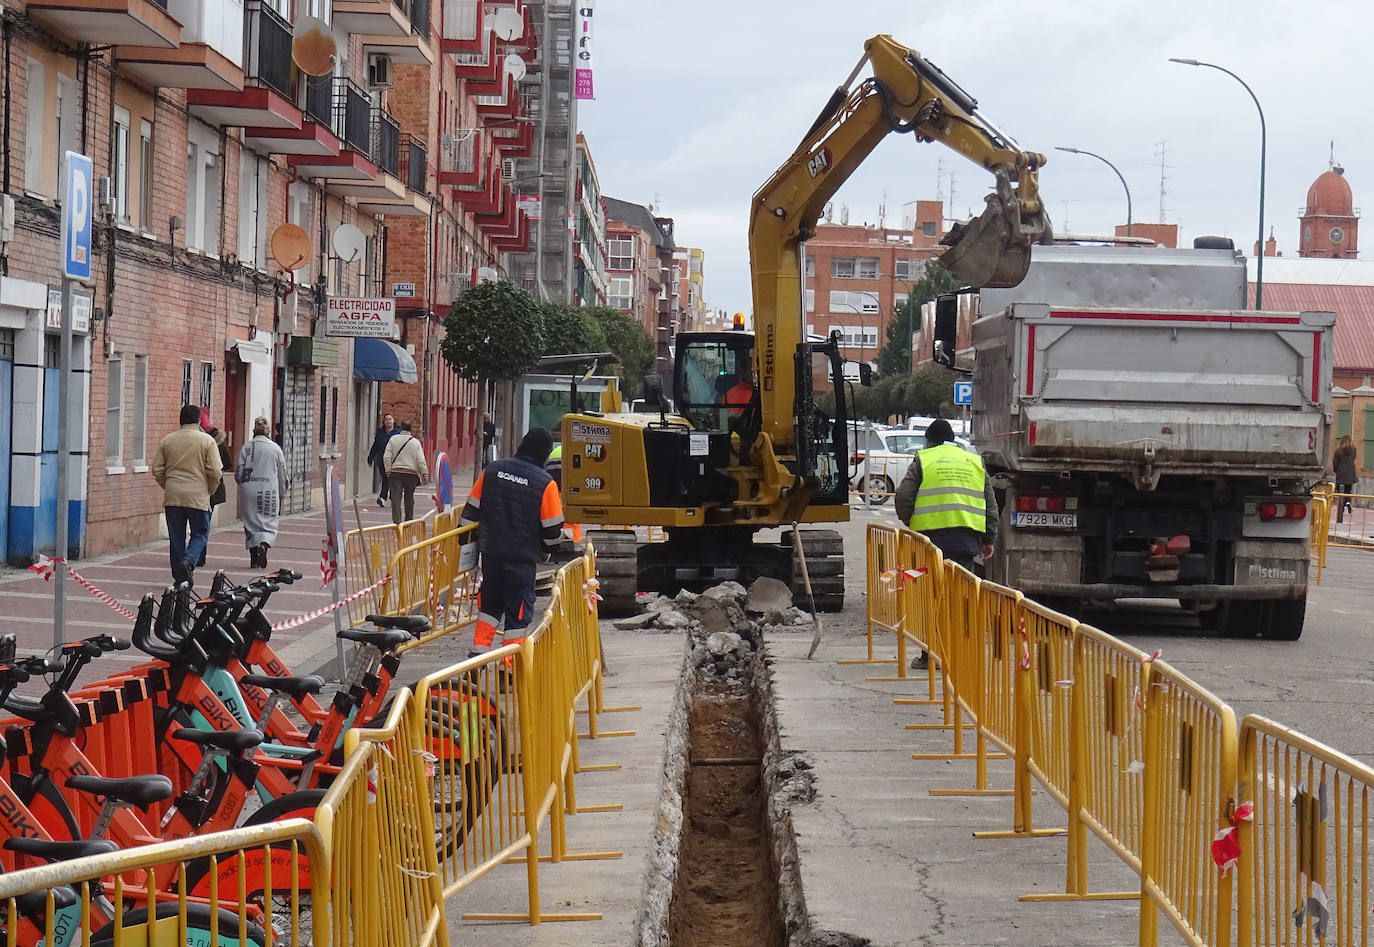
[1249,282,1374,372]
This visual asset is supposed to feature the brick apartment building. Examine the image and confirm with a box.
[0,0,549,563]
[571,133,606,306]
[603,195,679,373]
[802,200,945,362]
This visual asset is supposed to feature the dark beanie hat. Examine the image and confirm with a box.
[925,418,955,445]
[517,427,554,465]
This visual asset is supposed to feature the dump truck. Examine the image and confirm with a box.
[934,242,1333,639]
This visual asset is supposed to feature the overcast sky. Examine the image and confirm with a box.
[576,0,1374,313]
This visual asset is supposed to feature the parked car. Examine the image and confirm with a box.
[850,424,973,505]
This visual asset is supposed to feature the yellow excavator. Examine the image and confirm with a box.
[562,35,1051,611]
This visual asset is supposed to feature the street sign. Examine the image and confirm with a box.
[391,282,415,297]
[60,152,93,281]
[953,381,973,405]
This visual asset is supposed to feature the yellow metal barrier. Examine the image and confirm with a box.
[847,524,902,667]
[1325,491,1374,549]
[1019,598,1077,814]
[0,819,327,946]
[378,523,481,652]
[1237,715,1374,947]
[325,687,449,947]
[344,523,402,626]
[1309,493,1330,584]
[1138,659,1237,947]
[885,530,946,695]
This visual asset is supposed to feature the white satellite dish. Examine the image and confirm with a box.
[332,223,366,264]
[476,266,499,284]
[503,54,526,82]
[490,7,523,41]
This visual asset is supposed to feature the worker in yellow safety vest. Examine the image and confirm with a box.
[894,418,999,669]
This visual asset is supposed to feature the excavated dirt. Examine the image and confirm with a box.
[668,690,783,947]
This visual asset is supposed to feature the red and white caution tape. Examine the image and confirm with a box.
[270,573,392,632]
[320,536,337,586]
[1210,802,1253,875]
[1017,616,1032,671]
[28,556,138,620]
[583,576,603,614]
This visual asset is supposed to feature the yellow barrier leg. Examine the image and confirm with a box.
[974,649,1065,840]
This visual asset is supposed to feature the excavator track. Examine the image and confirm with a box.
[587,529,639,614]
[782,529,845,613]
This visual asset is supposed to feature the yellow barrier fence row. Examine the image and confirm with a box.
[383,523,481,653]
[1325,491,1374,550]
[861,525,1343,946]
[343,522,405,626]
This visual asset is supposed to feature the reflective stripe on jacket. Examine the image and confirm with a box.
[908,442,987,533]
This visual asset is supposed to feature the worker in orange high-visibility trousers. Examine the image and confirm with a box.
[460,427,565,657]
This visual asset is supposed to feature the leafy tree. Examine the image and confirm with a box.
[539,302,607,356]
[847,365,957,422]
[441,280,542,476]
[583,306,655,399]
[441,280,543,381]
[877,259,963,375]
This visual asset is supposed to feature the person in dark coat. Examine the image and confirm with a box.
[367,413,397,506]
[200,425,232,567]
[1333,434,1359,523]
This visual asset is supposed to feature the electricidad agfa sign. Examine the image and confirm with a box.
[325,296,396,337]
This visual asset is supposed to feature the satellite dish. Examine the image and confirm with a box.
[490,7,523,41]
[503,54,526,82]
[292,15,336,77]
[476,266,499,284]
[332,223,366,264]
[270,223,312,272]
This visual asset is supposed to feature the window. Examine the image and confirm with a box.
[922,221,937,238]
[112,107,131,221]
[330,386,339,447]
[805,255,815,277]
[856,257,879,279]
[828,325,878,348]
[132,356,148,464]
[238,151,268,268]
[318,384,328,445]
[185,125,222,253]
[56,75,79,194]
[829,290,878,314]
[894,258,926,281]
[181,360,193,406]
[805,289,815,312]
[139,120,154,230]
[609,276,633,310]
[608,237,634,271]
[894,292,909,313]
[199,361,213,409]
[288,182,312,281]
[105,354,123,465]
[831,257,855,279]
[24,59,44,193]
[1337,405,1351,438]
[361,234,377,295]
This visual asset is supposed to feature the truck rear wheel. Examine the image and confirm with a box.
[587,529,638,614]
[1216,598,1306,640]
[1260,598,1306,641]
[782,529,845,612]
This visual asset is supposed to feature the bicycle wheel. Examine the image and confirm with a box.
[184,790,324,947]
[91,902,268,946]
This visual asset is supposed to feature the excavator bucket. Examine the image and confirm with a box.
[938,171,1052,289]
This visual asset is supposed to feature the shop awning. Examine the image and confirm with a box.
[354,338,418,383]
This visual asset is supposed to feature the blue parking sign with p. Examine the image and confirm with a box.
[61,151,93,281]
[953,381,973,405]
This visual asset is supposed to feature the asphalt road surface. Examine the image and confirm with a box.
[841,500,1374,768]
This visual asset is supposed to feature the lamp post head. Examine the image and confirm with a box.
[1169,57,1202,66]
[1054,146,1082,155]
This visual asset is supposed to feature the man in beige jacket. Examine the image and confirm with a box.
[383,419,427,524]
[152,404,223,583]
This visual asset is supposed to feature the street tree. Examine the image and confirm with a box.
[877,259,962,375]
[583,306,655,399]
[539,302,607,355]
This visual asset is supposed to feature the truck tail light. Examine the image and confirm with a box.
[1015,494,1070,513]
[1258,501,1307,521]
[850,452,866,465]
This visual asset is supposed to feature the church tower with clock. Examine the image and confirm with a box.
[1299,153,1358,258]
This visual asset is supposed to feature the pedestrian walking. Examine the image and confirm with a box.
[482,413,497,465]
[894,418,999,669]
[1333,434,1358,524]
[235,416,289,569]
[367,413,398,507]
[151,404,223,585]
[199,425,232,567]
[459,427,565,657]
[383,420,427,524]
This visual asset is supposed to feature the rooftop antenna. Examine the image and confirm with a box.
[1330,140,1336,170]
[947,172,958,223]
[840,203,849,225]
[1155,140,1173,223]
[935,158,945,202]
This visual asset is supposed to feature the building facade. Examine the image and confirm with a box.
[603,196,679,371]
[1299,163,1359,259]
[1,0,536,563]
[572,133,606,306]
[802,201,944,361]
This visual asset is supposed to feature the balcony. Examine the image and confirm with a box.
[188,1,299,128]
[27,0,179,49]
[372,107,401,177]
[288,77,374,178]
[400,134,427,193]
[360,0,432,63]
[438,133,482,188]
[244,72,338,155]
[332,0,408,38]
[117,0,245,90]
[323,108,426,216]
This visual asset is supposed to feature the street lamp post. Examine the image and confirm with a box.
[1169,58,1266,310]
[1054,146,1132,238]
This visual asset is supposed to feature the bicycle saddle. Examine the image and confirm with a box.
[240,674,325,697]
[65,774,174,810]
[363,615,431,634]
[341,626,415,648]
[172,728,265,753]
[4,837,119,861]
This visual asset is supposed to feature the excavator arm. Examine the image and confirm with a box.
[750,34,1052,456]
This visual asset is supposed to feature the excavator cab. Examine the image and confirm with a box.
[676,333,756,434]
